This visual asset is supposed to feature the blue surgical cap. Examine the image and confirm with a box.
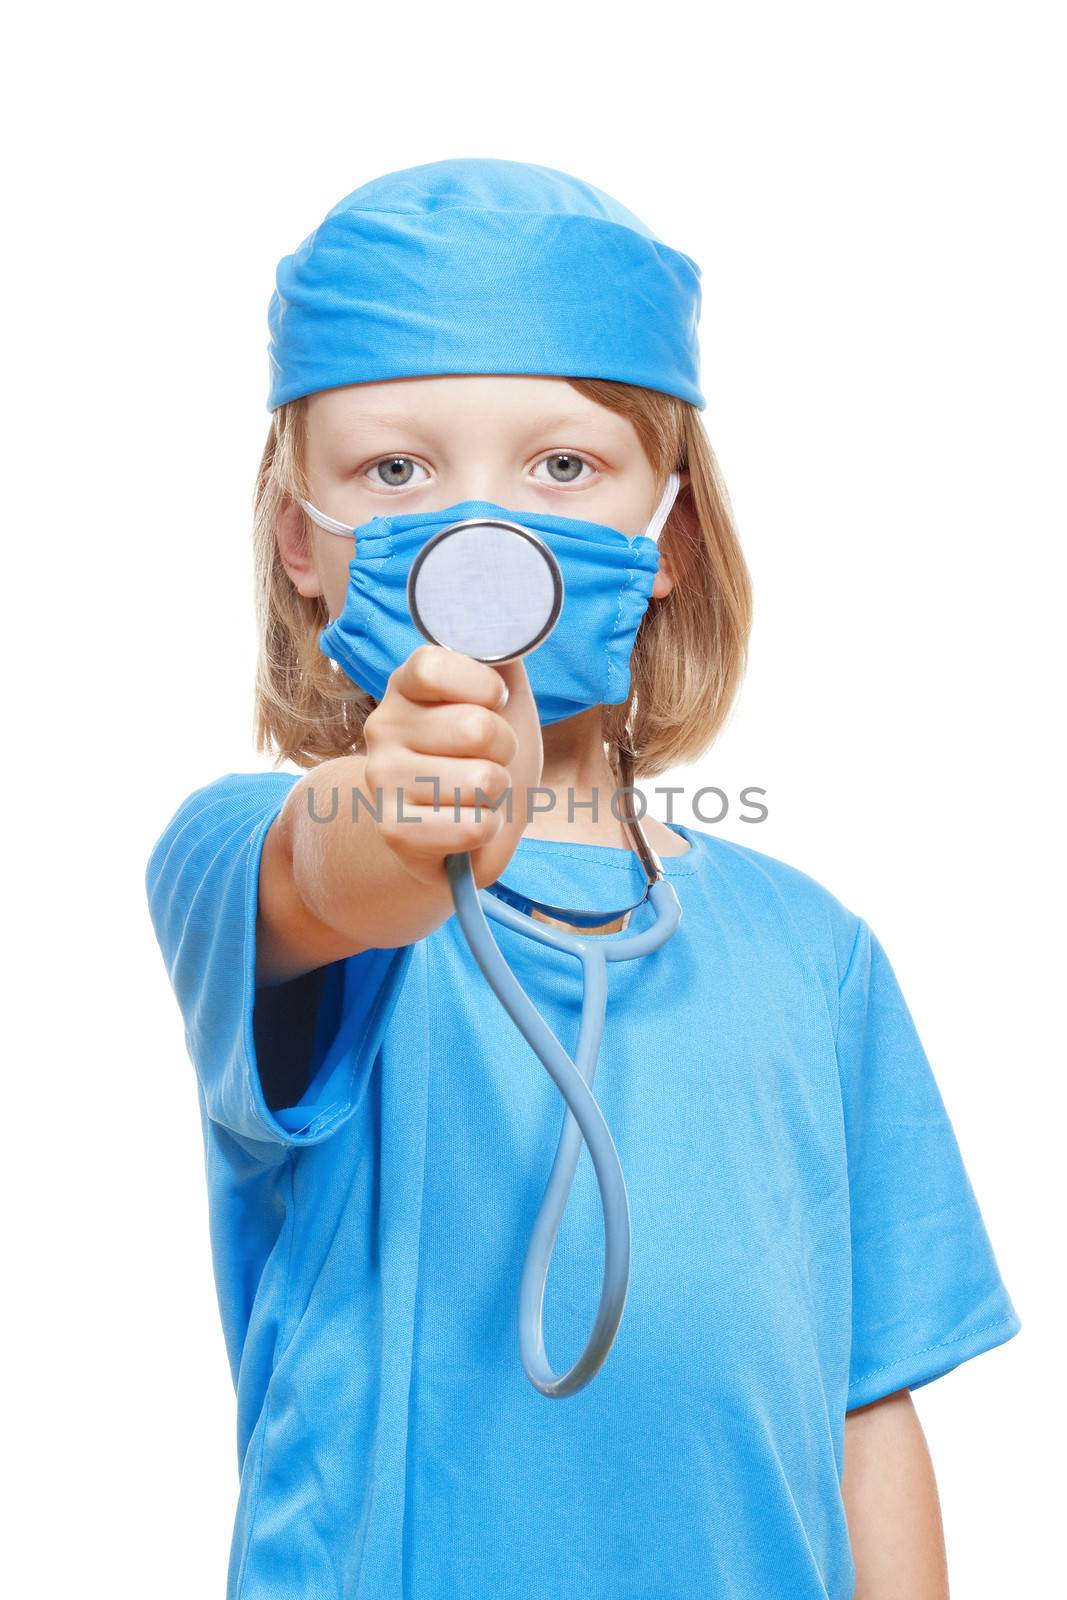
[266,157,705,412]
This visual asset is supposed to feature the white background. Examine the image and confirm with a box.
[5,2,1061,1593]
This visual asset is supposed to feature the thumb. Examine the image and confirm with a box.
[490,656,543,799]
[490,655,534,707]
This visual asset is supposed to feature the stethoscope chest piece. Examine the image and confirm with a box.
[407,517,564,663]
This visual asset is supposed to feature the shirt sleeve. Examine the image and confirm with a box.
[836,919,1022,1410]
[144,770,413,1159]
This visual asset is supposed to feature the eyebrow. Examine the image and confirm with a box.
[517,411,619,432]
[332,409,620,439]
[334,411,432,430]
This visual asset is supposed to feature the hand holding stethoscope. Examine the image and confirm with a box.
[406,507,683,1398]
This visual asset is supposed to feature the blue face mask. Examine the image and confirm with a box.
[304,474,680,726]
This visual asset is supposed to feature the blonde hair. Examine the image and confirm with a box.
[252,380,752,780]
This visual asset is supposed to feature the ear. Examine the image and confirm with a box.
[275,497,324,599]
[652,553,676,600]
[651,468,690,599]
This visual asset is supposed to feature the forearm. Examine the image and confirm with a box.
[842,1388,949,1599]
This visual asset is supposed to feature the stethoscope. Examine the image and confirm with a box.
[402,492,684,1398]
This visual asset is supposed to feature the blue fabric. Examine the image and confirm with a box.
[145,772,1022,1600]
[319,497,660,725]
[266,157,705,412]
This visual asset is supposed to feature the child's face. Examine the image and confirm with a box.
[276,374,679,620]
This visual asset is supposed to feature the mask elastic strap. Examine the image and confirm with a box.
[300,472,681,542]
[299,498,354,536]
[643,471,681,543]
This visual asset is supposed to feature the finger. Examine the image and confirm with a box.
[381,751,513,811]
[380,803,506,858]
[396,702,519,766]
[393,645,509,710]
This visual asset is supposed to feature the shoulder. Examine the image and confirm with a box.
[152,768,301,834]
[680,825,867,991]
[145,769,303,887]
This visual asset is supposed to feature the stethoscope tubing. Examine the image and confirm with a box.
[446,850,682,1397]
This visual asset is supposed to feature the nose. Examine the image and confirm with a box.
[442,479,513,508]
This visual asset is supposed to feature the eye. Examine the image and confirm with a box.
[532,452,597,486]
[365,456,431,489]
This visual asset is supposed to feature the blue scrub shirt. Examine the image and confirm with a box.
[145,771,1021,1600]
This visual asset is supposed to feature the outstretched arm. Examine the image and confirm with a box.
[256,647,541,986]
[842,1388,950,1599]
